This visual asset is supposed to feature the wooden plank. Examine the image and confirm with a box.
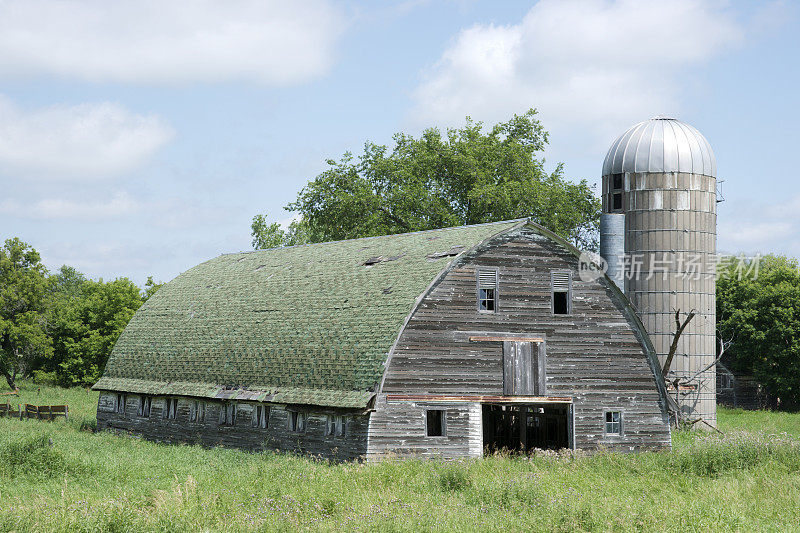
[470,336,544,343]
[535,342,547,395]
[50,405,69,420]
[385,394,572,403]
[519,341,533,395]
[503,341,514,395]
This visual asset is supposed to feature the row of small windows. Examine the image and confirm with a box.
[476,269,572,315]
[113,394,346,435]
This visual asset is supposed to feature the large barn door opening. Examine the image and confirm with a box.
[482,403,571,454]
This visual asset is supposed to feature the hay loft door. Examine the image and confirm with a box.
[503,341,546,396]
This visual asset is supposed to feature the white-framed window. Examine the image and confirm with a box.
[551,270,572,315]
[164,398,178,419]
[253,405,269,429]
[326,415,346,437]
[219,402,237,426]
[138,395,152,418]
[605,410,622,436]
[426,409,446,437]
[477,269,498,312]
[116,393,126,414]
[189,400,206,422]
[288,411,307,433]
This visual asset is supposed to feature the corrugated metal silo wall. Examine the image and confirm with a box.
[603,172,717,427]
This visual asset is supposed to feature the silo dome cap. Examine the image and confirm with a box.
[602,117,716,177]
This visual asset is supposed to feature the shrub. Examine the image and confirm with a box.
[31,370,57,385]
[79,416,98,432]
[436,463,472,492]
[0,433,68,477]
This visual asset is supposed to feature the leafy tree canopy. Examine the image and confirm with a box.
[0,238,52,389]
[251,215,310,250]
[143,276,163,301]
[0,240,163,389]
[47,276,143,386]
[253,109,601,250]
[717,254,800,408]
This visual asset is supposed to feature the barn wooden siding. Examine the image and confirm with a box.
[96,393,368,461]
[367,227,671,459]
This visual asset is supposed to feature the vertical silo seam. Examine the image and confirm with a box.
[612,122,638,174]
[665,120,682,173]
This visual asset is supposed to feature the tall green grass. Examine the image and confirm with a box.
[0,382,798,532]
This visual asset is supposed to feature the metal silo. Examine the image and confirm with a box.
[600,117,717,428]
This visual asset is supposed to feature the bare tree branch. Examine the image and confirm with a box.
[662,309,697,377]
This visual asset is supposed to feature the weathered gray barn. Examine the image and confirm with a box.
[94,219,671,459]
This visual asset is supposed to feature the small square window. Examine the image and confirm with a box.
[479,288,495,311]
[164,398,178,419]
[138,395,151,418]
[426,409,446,437]
[326,414,346,437]
[190,400,205,422]
[553,291,569,314]
[253,405,269,429]
[612,173,623,190]
[612,193,623,210]
[605,411,622,435]
[288,411,307,433]
[219,402,237,426]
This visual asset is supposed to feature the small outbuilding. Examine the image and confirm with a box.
[94,219,671,460]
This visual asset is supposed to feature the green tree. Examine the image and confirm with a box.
[0,238,52,389]
[717,254,800,408]
[48,276,143,386]
[251,215,311,249]
[281,109,600,249]
[143,276,163,301]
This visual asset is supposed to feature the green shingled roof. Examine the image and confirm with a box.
[94,220,524,408]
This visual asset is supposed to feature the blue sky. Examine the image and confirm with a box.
[1,0,797,286]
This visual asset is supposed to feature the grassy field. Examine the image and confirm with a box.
[0,382,798,532]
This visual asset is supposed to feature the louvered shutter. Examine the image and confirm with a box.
[478,270,497,289]
[551,271,571,291]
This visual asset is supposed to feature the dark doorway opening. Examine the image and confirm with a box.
[482,403,570,454]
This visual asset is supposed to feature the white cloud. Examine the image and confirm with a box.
[411,0,744,141]
[718,195,800,257]
[0,190,245,227]
[720,221,794,249]
[0,192,141,220]
[0,96,173,179]
[0,0,346,85]
[41,240,175,281]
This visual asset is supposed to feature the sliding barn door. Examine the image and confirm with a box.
[503,341,546,396]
